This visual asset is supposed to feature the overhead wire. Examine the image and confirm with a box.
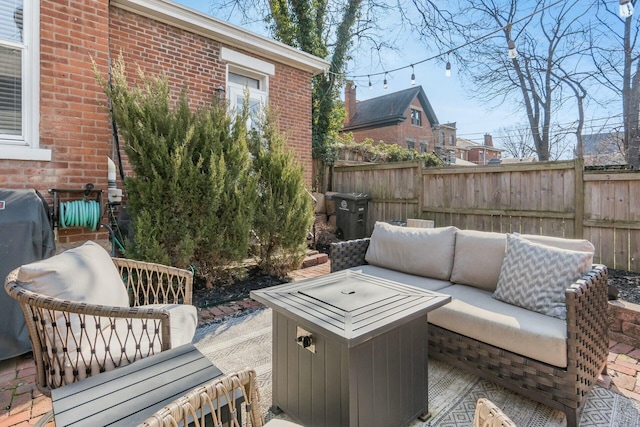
[326,0,564,82]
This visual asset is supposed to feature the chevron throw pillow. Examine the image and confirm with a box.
[493,234,593,320]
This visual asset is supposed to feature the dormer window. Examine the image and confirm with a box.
[410,108,422,127]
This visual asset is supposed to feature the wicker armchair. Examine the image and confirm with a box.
[138,368,264,427]
[473,398,516,427]
[3,241,195,397]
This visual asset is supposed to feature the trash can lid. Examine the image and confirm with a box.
[334,192,371,201]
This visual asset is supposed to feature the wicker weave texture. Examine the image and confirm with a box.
[473,398,517,427]
[138,368,264,427]
[329,238,370,272]
[330,238,609,427]
[4,258,194,397]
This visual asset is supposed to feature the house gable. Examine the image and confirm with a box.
[343,86,439,131]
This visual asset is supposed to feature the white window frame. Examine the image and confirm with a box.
[221,48,273,130]
[0,0,49,161]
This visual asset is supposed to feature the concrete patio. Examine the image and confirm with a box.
[1,259,640,426]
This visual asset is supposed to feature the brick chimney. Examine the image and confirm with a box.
[344,81,356,126]
[484,133,493,147]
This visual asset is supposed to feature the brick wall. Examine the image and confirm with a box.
[0,0,113,244]
[110,8,314,186]
[609,300,640,348]
[0,1,314,244]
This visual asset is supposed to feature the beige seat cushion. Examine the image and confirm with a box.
[428,284,568,367]
[349,265,453,292]
[17,240,129,307]
[365,222,458,280]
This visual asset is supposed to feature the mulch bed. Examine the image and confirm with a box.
[192,266,289,308]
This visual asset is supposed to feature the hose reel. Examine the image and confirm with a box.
[49,184,103,232]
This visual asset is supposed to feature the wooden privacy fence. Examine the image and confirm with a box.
[332,159,640,272]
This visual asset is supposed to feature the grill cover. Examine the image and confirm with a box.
[0,189,56,360]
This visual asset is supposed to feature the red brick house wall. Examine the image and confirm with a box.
[0,0,324,244]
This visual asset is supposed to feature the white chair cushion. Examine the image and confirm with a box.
[493,234,593,320]
[428,284,568,367]
[365,222,458,280]
[17,240,129,307]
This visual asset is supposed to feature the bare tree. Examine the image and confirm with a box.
[494,124,537,159]
[592,1,640,168]
[415,0,595,161]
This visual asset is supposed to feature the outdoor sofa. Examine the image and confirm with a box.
[330,222,609,427]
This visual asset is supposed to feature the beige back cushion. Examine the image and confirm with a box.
[17,240,129,307]
[450,230,507,291]
[519,234,595,253]
[450,230,596,292]
[365,222,458,280]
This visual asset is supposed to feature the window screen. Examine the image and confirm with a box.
[1,0,23,136]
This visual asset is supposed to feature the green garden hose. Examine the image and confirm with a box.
[59,199,101,231]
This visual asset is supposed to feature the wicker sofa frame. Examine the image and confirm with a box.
[4,257,194,397]
[330,237,609,427]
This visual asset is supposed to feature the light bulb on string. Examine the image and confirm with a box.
[507,39,518,59]
[445,61,451,77]
[384,72,388,89]
[410,65,416,85]
[620,0,634,18]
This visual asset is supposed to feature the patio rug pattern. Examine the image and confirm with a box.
[194,308,640,427]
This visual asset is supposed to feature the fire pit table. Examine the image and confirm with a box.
[251,270,450,427]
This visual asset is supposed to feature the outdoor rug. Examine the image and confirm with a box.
[193,308,640,427]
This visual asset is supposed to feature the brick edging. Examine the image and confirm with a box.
[609,300,640,348]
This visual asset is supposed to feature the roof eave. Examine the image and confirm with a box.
[343,116,405,131]
[111,0,330,75]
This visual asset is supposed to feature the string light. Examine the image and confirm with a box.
[445,61,451,77]
[333,0,561,88]
[507,39,518,59]
[410,65,416,85]
[620,0,634,18]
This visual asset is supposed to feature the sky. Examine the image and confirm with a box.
[171,0,619,148]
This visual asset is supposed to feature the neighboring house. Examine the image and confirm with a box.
[0,0,328,244]
[454,135,502,165]
[341,82,444,153]
[582,132,627,166]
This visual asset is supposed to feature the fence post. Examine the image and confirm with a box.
[574,158,584,238]
[415,160,422,220]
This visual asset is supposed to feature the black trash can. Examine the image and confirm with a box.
[333,192,371,240]
[0,189,56,360]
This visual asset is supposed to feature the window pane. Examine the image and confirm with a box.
[0,45,21,135]
[229,72,260,89]
[0,0,23,43]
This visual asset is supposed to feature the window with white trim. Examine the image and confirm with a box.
[221,48,274,132]
[0,0,48,160]
[227,68,268,130]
